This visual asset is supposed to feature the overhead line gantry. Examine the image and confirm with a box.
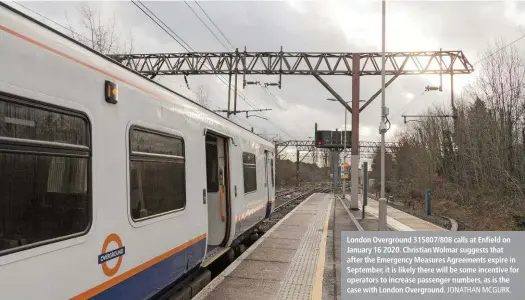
[109,49,474,208]
[276,140,399,155]
[275,140,400,186]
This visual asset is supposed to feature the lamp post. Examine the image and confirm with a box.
[378,0,388,231]
[327,98,365,200]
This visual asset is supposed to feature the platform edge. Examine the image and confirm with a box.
[311,195,333,300]
[192,193,321,300]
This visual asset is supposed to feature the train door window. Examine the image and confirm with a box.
[205,135,218,193]
[0,96,91,255]
[129,127,185,220]
[270,158,274,187]
[243,152,257,193]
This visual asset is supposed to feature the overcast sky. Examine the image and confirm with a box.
[8,0,525,163]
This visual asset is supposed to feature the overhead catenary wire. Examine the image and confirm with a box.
[12,0,288,137]
[132,1,256,109]
[183,1,230,51]
[464,31,525,99]
[193,1,235,49]
[179,3,291,137]
[131,1,203,91]
[133,0,262,130]
[132,1,293,138]
[471,31,525,66]
[188,2,284,108]
[185,0,285,112]
[132,1,191,51]
[393,31,525,120]
[186,0,309,139]
[390,90,426,118]
[12,1,189,93]
[12,1,92,44]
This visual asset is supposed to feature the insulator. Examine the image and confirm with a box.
[425,85,440,91]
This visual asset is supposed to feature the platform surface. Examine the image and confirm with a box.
[193,193,342,300]
[347,194,447,231]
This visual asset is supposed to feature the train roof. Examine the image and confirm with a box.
[0,2,276,148]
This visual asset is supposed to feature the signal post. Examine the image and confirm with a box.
[314,123,351,197]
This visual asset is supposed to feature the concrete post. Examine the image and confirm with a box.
[362,162,368,219]
[378,198,387,231]
[342,110,347,200]
[331,150,340,194]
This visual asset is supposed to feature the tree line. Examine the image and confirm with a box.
[369,40,525,230]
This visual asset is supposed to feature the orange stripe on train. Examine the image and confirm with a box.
[71,234,206,300]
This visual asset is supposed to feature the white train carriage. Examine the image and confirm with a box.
[0,3,276,299]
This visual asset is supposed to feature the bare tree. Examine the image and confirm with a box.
[65,3,134,55]
[374,39,525,230]
[195,85,210,108]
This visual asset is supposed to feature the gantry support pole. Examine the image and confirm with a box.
[451,72,455,110]
[227,73,232,118]
[350,55,360,210]
[234,72,238,115]
[296,149,300,187]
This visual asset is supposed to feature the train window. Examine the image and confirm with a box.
[243,152,257,193]
[130,128,183,156]
[129,127,185,220]
[205,136,218,193]
[0,96,91,255]
[0,100,89,146]
[270,158,274,187]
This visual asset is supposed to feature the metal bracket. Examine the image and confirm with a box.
[359,74,400,112]
[313,74,352,113]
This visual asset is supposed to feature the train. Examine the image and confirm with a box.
[0,3,276,299]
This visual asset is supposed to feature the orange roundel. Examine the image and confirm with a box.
[99,233,125,277]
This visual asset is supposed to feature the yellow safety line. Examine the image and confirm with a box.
[311,195,333,300]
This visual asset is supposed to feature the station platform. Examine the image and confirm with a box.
[193,193,356,300]
[192,192,446,300]
[346,194,447,231]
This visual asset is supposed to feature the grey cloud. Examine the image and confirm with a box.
[11,0,525,144]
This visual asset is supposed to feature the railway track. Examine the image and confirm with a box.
[275,188,295,198]
[274,183,325,212]
[260,183,330,232]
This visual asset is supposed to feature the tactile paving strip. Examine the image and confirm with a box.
[275,194,332,300]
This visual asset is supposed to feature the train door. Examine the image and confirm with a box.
[205,133,230,248]
[264,151,275,217]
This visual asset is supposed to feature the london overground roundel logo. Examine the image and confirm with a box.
[98,233,126,277]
